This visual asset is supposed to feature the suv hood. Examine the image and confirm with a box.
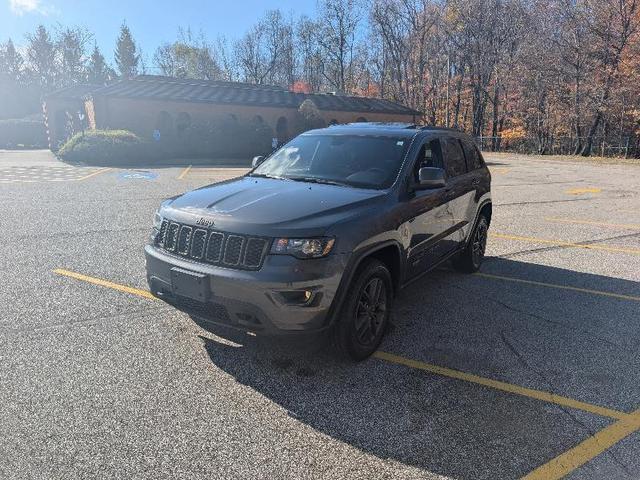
[163,176,386,237]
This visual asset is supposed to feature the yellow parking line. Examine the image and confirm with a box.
[53,269,157,300]
[374,351,627,420]
[178,165,192,179]
[545,217,640,230]
[523,409,640,480]
[491,232,640,255]
[76,167,112,181]
[566,187,601,195]
[475,272,640,302]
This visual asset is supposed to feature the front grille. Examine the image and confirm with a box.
[155,219,270,270]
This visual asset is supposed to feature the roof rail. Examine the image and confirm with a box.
[419,125,464,132]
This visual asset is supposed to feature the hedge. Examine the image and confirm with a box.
[57,130,152,164]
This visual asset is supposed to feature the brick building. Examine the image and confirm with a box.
[44,75,420,150]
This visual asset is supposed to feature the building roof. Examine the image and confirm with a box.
[46,83,103,101]
[86,75,420,116]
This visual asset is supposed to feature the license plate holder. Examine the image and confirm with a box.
[170,268,209,302]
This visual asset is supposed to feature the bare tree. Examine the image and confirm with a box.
[316,0,361,92]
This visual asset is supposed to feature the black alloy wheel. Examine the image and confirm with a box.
[453,214,489,273]
[354,277,388,347]
[333,259,393,361]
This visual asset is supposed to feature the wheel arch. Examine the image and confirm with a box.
[327,240,405,326]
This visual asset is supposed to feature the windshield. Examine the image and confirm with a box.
[251,134,411,189]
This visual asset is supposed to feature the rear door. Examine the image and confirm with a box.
[440,136,476,246]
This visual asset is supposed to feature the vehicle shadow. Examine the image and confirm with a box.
[193,257,640,479]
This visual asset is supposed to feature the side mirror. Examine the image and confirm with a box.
[416,167,446,189]
[252,156,265,168]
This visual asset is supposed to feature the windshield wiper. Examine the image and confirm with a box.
[248,173,287,180]
[286,176,348,187]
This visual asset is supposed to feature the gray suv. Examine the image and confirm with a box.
[145,123,491,360]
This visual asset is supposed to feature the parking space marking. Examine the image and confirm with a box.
[177,165,192,180]
[374,351,627,420]
[53,269,157,300]
[523,409,640,480]
[0,166,111,183]
[545,217,640,230]
[491,233,640,255]
[76,167,111,181]
[475,272,640,302]
[566,187,601,195]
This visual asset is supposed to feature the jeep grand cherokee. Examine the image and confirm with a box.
[145,123,492,360]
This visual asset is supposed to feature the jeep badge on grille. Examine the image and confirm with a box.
[196,217,215,228]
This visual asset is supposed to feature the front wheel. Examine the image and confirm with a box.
[453,214,489,273]
[333,259,393,361]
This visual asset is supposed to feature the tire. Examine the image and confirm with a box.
[453,214,489,273]
[332,259,393,361]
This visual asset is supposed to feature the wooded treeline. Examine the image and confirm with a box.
[1,0,639,156]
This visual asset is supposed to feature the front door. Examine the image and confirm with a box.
[404,138,457,279]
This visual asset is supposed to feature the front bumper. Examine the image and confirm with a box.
[145,245,349,334]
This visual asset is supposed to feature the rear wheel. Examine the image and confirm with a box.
[453,214,489,273]
[333,259,393,361]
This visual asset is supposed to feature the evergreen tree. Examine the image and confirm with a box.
[87,44,114,84]
[114,22,139,78]
[26,25,57,89]
[56,27,91,85]
[0,39,24,81]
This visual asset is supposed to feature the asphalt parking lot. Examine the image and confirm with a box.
[1,150,639,479]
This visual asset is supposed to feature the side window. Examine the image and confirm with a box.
[441,137,467,177]
[460,139,484,171]
[413,139,443,181]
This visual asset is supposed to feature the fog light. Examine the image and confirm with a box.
[278,289,316,306]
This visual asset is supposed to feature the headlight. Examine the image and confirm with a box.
[153,210,163,230]
[151,210,164,243]
[271,237,335,259]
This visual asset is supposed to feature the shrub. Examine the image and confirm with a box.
[0,117,47,148]
[294,99,326,133]
[57,129,152,164]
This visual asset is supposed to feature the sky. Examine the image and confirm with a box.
[0,0,316,65]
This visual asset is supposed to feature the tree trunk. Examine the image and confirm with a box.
[581,111,602,156]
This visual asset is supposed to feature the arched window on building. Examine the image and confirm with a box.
[155,111,173,136]
[176,112,192,135]
[276,116,289,145]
